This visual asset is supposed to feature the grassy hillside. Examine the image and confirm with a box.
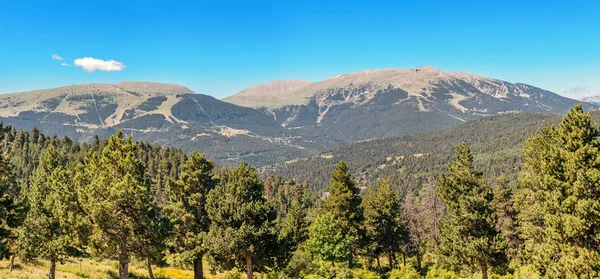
[262,111,600,193]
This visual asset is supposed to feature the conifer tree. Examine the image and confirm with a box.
[437,143,506,279]
[275,180,311,270]
[18,146,85,279]
[166,152,216,279]
[402,192,425,270]
[306,211,357,267]
[205,162,277,279]
[517,104,600,278]
[362,178,404,269]
[319,161,363,268]
[491,175,520,262]
[0,134,25,264]
[76,131,156,279]
[402,181,445,270]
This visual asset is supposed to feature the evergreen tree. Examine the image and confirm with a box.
[0,130,25,264]
[402,181,444,270]
[136,205,170,279]
[205,162,278,279]
[437,143,507,279]
[320,161,363,267]
[362,178,404,270]
[18,147,84,279]
[274,179,311,270]
[166,152,216,279]
[491,175,520,262]
[402,192,425,270]
[516,104,600,278]
[306,211,357,267]
[76,131,156,279]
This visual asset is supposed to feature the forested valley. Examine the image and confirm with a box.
[1,104,600,279]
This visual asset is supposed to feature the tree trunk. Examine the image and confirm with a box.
[246,256,253,279]
[9,255,14,272]
[348,253,354,269]
[147,258,155,279]
[388,253,394,269]
[403,252,406,267]
[119,240,129,279]
[193,255,204,279]
[416,253,422,271]
[481,263,488,279]
[49,259,56,279]
[376,256,381,272]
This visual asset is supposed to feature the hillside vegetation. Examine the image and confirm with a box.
[262,112,587,193]
[1,105,600,279]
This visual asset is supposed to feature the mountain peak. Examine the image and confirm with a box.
[222,80,312,108]
[222,67,500,108]
[411,66,440,73]
[115,81,194,95]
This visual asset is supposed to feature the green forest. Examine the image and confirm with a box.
[1,104,599,279]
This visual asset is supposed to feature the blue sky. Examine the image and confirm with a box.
[0,0,598,99]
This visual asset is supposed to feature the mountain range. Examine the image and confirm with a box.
[0,67,595,165]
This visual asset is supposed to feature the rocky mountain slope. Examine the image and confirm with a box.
[0,81,307,165]
[227,66,595,144]
[0,67,594,166]
[581,94,600,105]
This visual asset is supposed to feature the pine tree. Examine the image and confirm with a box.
[516,104,600,278]
[18,146,84,279]
[362,178,404,270]
[275,180,311,270]
[76,131,156,279]
[205,162,278,279]
[306,211,357,267]
[166,152,216,279]
[0,132,25,264]
[319,161,363,267]
[402,181,444,270]
[437,143,507,279]
[491,175,520,262]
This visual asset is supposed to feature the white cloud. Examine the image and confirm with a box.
[61,62,70,67]
[74,57,126,73]
[51,54,63,61]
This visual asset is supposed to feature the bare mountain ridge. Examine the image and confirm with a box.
[0,81,194,128]
[222,80,312,108]
[224,66,555,111]
[224,66,594,144]
[0,68,595,166]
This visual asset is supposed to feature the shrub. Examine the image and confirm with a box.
[390,266,420,279]
[425,266,459,279]
[336,268,354,279]
[353,269,381,279]
[223,268,242,279]
[284,250,318,278]
[511,265,540,279]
